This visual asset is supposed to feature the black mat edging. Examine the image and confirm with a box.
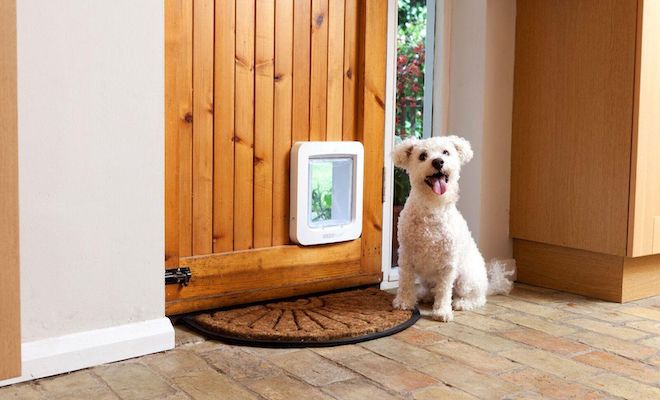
[182,307,421,348]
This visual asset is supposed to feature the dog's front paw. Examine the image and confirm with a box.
[393,295,416,310]
[431,307,454,322]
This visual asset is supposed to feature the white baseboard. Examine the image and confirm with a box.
[0,317,174,387]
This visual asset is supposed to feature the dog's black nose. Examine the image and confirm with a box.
[432,158,444,170]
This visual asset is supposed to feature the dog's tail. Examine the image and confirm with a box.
[486,259,515,295]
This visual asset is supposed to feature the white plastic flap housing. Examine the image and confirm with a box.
[290,141,364,245]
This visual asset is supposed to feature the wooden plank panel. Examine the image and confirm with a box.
[177,3,194,258]
[309,0,329,141]
[165,0,193,267]
[273,0,294,245]
[326,0,345,140]
[510,0,637,256]
[174,240,362,299]
[342,0,359,142]
[359,0,387,274]
[292,0,311,144]
[166,240,381,314]
[628,0,660,257]
[234,0,256,250]
[0,0,21,380]
[167,273,380,315]
[254,0,275,248]
[355,0,366,139]
[192,0,215,255]
[213,0,236,253]
[164,0,178,267]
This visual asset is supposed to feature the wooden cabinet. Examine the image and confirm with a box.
[511,0,660,302]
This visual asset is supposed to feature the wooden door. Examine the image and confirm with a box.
[0,0,21,380]
[164,0,388,315]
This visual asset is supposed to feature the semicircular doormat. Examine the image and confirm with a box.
[182,287,420,347]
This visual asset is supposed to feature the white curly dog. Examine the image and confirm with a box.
[392,135,512,322]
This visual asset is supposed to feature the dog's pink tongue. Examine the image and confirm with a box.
[432,178,447,195]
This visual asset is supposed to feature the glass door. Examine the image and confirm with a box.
[392,0,436,268]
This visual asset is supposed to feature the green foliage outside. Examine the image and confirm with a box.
[310,162,333,223]
[311,188,332,222]
[394,163,412,206]
[396,0,426,141]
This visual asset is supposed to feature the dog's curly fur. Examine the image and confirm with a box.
[392,136,512,322]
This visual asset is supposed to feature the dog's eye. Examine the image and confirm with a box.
[442,150,450,156]
[419,152,428,161]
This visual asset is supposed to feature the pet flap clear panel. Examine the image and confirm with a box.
[308,157,353,228]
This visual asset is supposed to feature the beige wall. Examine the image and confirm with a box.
[17,0,165,341]
[446,0,516,261]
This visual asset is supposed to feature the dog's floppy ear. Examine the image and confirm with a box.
[447,135,473,165]
[392,138,418,169]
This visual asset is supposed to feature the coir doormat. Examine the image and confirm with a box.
[182,287,420,347]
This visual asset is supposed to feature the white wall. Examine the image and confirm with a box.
[17,0,166,341]
[446,0,516,261]
[446,0,487,247]
[481,0,516,259]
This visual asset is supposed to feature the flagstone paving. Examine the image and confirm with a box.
[2,284,659,400]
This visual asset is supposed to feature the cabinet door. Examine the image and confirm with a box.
[0,0,21,380]
[164,0,387,314]
[628,0,660,257]
[511,0,638,256]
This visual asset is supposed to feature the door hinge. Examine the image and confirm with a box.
[381,166,386,203]
[165,267,192,286]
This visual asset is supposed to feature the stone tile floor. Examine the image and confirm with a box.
[2,284,660,399]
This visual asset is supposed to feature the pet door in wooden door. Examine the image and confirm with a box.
[290,141,364,245]
[164,0,388,315]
